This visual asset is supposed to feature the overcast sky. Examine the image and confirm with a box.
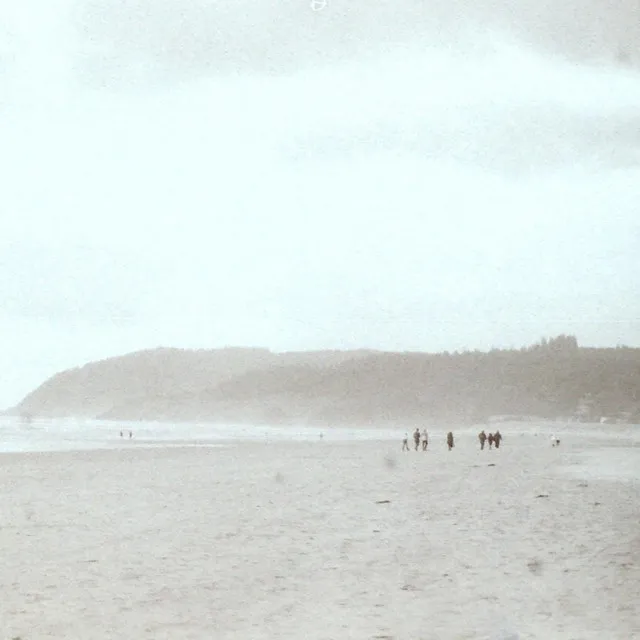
[1,0,639,408]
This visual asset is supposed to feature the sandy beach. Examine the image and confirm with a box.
[1,425,639,639]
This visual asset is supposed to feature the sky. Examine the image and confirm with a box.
[0,0,639,408]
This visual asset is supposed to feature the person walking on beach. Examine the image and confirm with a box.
[402,434,410,451]
[413,428,421,451]
[421,429,429,451]
[493,430,502,449]
[478,430,487,450]
[488,433,494,449]
[129,430,133,439]
[446,431,454,451]
[119,430,123,438]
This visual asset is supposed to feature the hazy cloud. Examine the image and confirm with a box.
[70,0,639,87]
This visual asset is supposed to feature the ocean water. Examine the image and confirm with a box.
[0,417,405,454]
[1,417,637,455]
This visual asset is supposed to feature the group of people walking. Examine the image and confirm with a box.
[402,428,503,451]
[402,428,429,451]
[478,429,502,449]
[402,428,456,451]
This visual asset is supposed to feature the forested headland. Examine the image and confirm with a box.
[7,336,640,426]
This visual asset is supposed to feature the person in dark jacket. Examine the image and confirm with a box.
[413,428,421,451]
[446,431,454,451]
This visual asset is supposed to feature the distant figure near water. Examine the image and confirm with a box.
[129,430,133,439]
[478,430,487,450]
[421,429,429,451]
[119,431,123,438]
[488,433,494,449]
[413,428,421,451]
[493,430,502,449]
[402,434,410,451]
[446,431,454,451]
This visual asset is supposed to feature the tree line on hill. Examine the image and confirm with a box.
[7,336,640,426]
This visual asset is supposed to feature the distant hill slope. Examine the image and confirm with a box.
[8,336,640,425]
[8,347,374,421]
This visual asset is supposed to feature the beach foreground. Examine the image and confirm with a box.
[1,428,639,639]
